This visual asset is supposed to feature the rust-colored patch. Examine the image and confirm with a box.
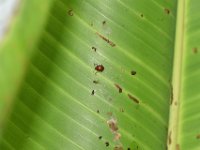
[196,134,200,139]
[107,118,118,132]
[127,94,139,104]
[176,144,180,150]
[164,8,170,14]
[96,32,116,47]
[68,9,73,16]
[193,47,198,54]
[115,84,122,93]
[168,131,172,145]
[114,145,123,150]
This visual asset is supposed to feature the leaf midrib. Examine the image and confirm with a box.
[168,0,185,149]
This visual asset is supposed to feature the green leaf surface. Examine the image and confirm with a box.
[1,0,200,150]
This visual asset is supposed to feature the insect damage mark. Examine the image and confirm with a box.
[96,32,116,47]
[67,9,73,16]
[115,84,122,93]
[127,94,139,104]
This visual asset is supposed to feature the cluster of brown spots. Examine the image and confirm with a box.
[193,47,198,54]
[196,134,200,139]
[127,94,139,104]
[107,118,118,132]
[95,64,105,72]
[115,84,122,93]
[67,9,73,16]
[164,8,170,14]
[114,145,124,150]
[92,46,97,52]
[96,32,116,47]
[131,70,137,75]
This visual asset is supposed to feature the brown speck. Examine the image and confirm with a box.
[115,84,122,93]
[164,8,170,14]
[105,142,109,147]
[102,20,106,25]
[168,131,172,145]
[170,83,173,105]
[92,46,97,52]
[93,80,99,84]
[127,94,139,104]
[96,32,116,47]
[114,133,121,141]
[196,134,200,139]
[107,118,118,132]
[127,148,131,150]
[131,70,137,75]
[140,14,144,18]
[97,110,100,113]
[68,9,73,16]
[176,144,180,150]
[119,108,124,112]
[95,65,104,72]
[193,47,198,54]
[98,136,102,140]
[114,145,123,150]
[91,90,95,95]
[107,112,113,116]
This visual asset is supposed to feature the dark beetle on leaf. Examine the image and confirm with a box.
[95,65,104,72]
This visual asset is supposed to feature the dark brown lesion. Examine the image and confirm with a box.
[115,84,122,93]
[67,9,73,16]
[96,32,116,47]
[92,46,97,52]
[170,83,174,105]
[168,131,172,145]
[127,94,139,104]
[164,8,170,15]
[193,47,198,54]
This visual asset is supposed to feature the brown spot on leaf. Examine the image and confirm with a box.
[107,118,118,132]
[98,136,102,140]
[92,46,97,52]
[91,90,95,95]
[114,133,121,141]
[176,144,180,150]
[164,8,170,14]
[96,32,116,47]
[93,80,99,84]
[131,70,137,75]
[68,9,73,16]
[193,47,198,54]
[140,14,144,18]
[102,20,106,25]
[127,148,131,150]
[107,112,113,116]
[196,134,200,139]
[168,131,172,145]
[97,110,100,113]
[105,142,109,147]
[170,83,173,105]
[115,84,122,93]
[127,94,139,104]
[114,145,123,150]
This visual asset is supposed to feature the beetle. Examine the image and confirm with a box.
[95,65,104,72]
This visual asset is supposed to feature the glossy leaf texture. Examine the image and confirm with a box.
[0,0,179,150]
